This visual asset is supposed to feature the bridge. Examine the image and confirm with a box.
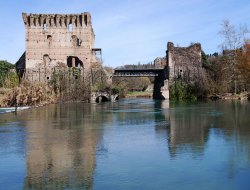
[113,64,169,100]
[91,92,119,103]
[114,64,164,77]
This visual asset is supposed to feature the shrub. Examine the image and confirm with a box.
[0,60,14,87]
[170,81,198,101]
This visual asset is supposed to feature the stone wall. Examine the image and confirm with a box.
[154,57,166,68]
[167,42,203,84]
[22,12,97,82]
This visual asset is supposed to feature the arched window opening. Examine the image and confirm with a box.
[76,59,83,67]
[43,54,51,65]
[47,35,52,39]
[77,38,82,46]
[67,56,83,68]
[47,35,52,45]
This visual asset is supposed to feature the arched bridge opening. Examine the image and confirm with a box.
[95,95,109,103]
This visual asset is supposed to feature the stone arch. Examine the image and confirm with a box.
[47,35,52,40]
[115,95,119,101]
[110,94,119,102]
[96,95,109,103]
[67,56,83,68]
[47,35,52,45]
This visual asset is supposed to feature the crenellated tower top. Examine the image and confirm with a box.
[22,12,92,28]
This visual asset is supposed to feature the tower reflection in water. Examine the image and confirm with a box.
[163,101,250,162]
[17,99,250,189]
[21,103,110,190]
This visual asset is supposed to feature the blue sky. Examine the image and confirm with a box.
[0,0,250,67]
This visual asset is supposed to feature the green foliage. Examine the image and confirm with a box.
[170,81,184,100]
[170,81,197,101]
[0,60,14,87]
[96,82,107,92]
[201,50,210,68]
[111,86,120,95]
[93,83,121,96]
[4,72,19,88]
[112,76,152,97]
[49,69,89,101]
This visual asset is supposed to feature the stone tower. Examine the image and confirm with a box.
[167,42,203,85]
[21,12,99,82]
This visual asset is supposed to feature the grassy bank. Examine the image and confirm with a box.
[126,91,152,98]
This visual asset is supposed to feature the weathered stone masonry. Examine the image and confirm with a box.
[149,42,203,99]
[19,12,100,82]
[167,42,203,84]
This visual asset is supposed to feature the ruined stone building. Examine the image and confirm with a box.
[16,12,101,82]
[154,42,204,84]
[154,57,166,68]
[166,42,203,85]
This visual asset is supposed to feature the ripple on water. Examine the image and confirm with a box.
[207,110,224,117]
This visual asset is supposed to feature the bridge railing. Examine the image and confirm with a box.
[113,72,159,77]
[115,63,164,70]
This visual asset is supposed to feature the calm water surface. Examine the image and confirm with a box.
[0,99,250,190]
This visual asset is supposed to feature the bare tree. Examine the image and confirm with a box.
[219,20,248,50]
[219,20,249,94]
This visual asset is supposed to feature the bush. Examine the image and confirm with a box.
[111,87,120,95]
[0,60,14,87]
[4,71,19,88]
[170,81,198,101]
[0,82,56,107]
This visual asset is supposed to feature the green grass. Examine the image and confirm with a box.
[126,91,152,97]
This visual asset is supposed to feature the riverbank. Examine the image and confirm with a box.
[209,92,249,100]
[0,84,57,108]
[0,106,30,114]
[125,91,152,98]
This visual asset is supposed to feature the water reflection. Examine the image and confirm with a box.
[0,99,250,189]
[165,101,250,160]
[167,103,210,158]
[17,103,110,189]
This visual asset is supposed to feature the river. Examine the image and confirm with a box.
[0,99,250,190]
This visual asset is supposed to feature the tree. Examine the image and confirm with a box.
[219,20,248,50]
[4,71,19,88]
[219,20,249,94]
[0,60,14,87]
[236,42,250,91]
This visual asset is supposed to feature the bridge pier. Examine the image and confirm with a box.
[113,66,169,100]
[153,68,169,100]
